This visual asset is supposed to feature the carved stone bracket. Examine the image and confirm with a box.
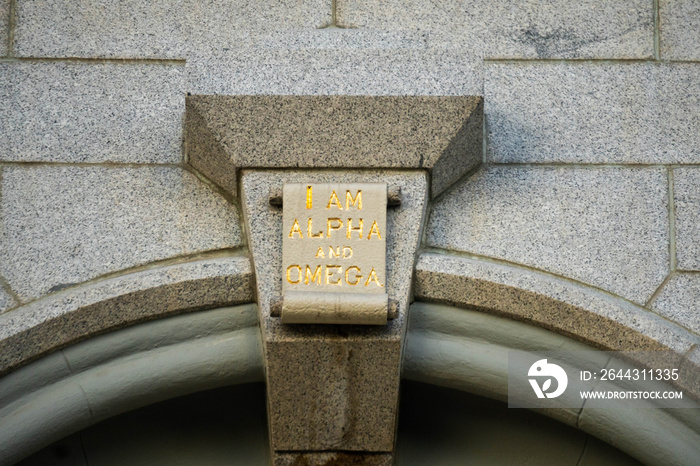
[185,95,483,199]
[185,96,483,465]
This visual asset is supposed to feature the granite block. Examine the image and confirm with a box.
[660,0,700,60]
[337,0,653,59]
[651,273,700,334]
[186,48,483,96]
[414,253,699,354]
[241,170,428,454]
[14,0,331,59]
[0,62,183,163]
[426,166,669,304]
[674,168,700,270]
[486,62,700,164]
[0,255,254,375]
[0,285,17,313]
[258,28,427,50]
[267,339,400,451]
[0,0,8,56]
[0,166,242,301]
[187,95,482,198]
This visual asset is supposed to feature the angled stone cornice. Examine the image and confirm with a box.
[185,95,483,198]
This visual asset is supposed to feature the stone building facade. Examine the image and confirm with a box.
[0,1,699,465]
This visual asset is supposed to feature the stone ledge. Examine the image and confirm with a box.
[413,252,700,405]
[0,255,254,376]
[186,95,483,198]
[413,253,700,354]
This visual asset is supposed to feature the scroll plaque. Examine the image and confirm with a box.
[281,183,388,324]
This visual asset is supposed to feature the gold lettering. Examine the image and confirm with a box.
[346,218,363,239]
[305,265,322,285]
[289,219,303,238]
[342,246,353,259]
[367,220,382,240]
[306,185,313,209]
[326,265,342,286]
[308,218,323,238]
[286,265,302,284]
[346,190,362,210]
[364,268,383,287]
[329,246,340,258]
[346,266,362,285]
[327,190,343,210]
[327,218,343,238]
[315,247,325,258]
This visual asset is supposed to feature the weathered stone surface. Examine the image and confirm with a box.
[486,63,700,164]
[0,62,183,163]
[674,168,700,270]
[0,0,8,56]
[241,170,427,454]
[0,285,16,313]
[14,0,331,58]
[426,166,669,304]
[660,0,700,60]
[274,452,393,465]
[187,95,482,198]
[337,0,653,59]
[256,28,427,50]
[651,273,700,334]
[186,48,483,96]
[0,166,242,301]
[0,255,254,376]
[414,253,699,354]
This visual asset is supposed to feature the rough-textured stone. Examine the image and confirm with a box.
[426,166,669,304]
[0,62,183,163]
[256,28,427,50]
[0,255,254,376]
[414,253,700,354]
[660,0,700,60]
[0,166,243,301]
[187,95,482,198]
[651,273,700,334]
[274,452,392,465]
[0,285,17,313]
[186,48,483,97]
[14,0,331,58]
[674,168,700,270]
[0,0,8,56]
[486,63,700,164]
[241,170,427,455]
[337,0,653,59]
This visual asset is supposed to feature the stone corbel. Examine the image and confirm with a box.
[185,95,483,465]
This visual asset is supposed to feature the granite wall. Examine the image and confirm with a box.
[0,0,698,386]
